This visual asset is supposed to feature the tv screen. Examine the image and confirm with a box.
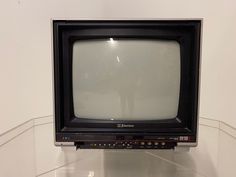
[73,39,180,120]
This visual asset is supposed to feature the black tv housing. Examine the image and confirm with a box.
[53,20,201,149]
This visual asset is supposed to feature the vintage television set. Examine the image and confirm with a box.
[53,20,201,149]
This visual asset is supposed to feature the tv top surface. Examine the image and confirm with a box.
[53,20,201,149]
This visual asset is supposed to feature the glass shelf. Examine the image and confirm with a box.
[40,150,205,177]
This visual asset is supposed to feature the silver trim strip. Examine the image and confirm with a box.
[50,18,57,147]
[195,18,203,148]
[52,17,204,21]
[55,142,74,146]
[177,142,197,147]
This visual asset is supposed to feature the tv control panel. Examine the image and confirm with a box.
[75,141,177,149]
[56,134,196,149]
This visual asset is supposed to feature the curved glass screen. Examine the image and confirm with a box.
[73,39,180,120]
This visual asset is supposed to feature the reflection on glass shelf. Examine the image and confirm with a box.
[39,150,205,177]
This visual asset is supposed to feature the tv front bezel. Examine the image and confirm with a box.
[53,20,201,145]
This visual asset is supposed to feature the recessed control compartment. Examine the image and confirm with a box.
[75,141,177,150]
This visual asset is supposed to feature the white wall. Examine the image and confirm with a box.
[100,0,236,126]
[1,0,236,134]
[0,0,105,134]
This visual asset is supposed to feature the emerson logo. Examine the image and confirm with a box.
[117,124,135,128]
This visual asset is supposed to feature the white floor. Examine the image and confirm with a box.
[0,116,236,177]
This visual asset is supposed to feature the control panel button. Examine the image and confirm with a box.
[140,142,145,145]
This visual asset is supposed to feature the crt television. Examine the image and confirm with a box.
[53,20,201,149]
